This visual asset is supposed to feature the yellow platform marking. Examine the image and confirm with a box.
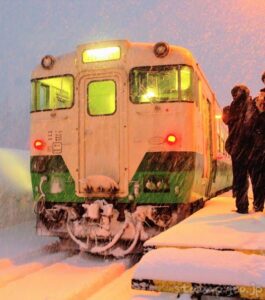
[151,245,265,256]
[137,279,265,299]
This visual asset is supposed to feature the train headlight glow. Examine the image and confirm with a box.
[166,134,177,145]
[33,139,46,151]
[82,46,121,63]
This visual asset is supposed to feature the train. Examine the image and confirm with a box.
[30,40,232,256]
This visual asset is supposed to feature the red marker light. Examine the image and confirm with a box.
[166,134,177,145]
[33,139,46,150]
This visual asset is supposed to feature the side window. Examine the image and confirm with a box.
[31,75,74,112]
[38,84,49,110]
[31,81,36,111]
[87,80,116,116]
[180,66,192,100]
[130,65,193,104]
[198,79,203,112]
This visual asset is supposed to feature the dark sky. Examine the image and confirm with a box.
[0,0,264,149]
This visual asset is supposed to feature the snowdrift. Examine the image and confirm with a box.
[0,148,34,228]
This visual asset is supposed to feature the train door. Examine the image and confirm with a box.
[202,97,213,196]
[78,71,127,196]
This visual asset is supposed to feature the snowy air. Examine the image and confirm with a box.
[0,1,264,299]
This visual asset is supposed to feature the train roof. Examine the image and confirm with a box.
[31,40,198,79]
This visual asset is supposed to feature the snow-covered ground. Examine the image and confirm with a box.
[90,265,191,300]
[0,148,34,228]
[134,247,265,286]
[2,148,265,299]
[0,217,190,300]
[0,254,129,300]
[132,193,265,299]
[2,194,265,299]
[145,193,265,252]
[0,220,132,300]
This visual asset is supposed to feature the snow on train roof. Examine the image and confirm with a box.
[133,247,265,287]
[145,194,265,251]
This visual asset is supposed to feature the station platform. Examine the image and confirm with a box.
[132,194,265,299]
[144,194,265,254]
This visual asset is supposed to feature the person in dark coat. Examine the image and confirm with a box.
[222,85,252,213]
[248,92,265,212]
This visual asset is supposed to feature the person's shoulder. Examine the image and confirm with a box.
[222,105,230,125]
[223,105,230,112]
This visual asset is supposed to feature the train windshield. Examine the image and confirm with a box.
[31,75,74,112]
[130,65,193,103]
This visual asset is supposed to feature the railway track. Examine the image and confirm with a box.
[0,220,136,300]
[0,236,134,300]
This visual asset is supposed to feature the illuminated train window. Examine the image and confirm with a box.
[31,75,74,112]
[87,80,116,116]
[129,65,193,103]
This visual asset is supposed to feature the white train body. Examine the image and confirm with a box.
[30,40,232,256]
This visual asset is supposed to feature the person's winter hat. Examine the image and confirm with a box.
[262,71,265,83]
[231,85,250,98]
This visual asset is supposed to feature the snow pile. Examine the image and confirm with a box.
[145,196,265,251]
[0,148,34,228]
[134,247,265,287]
[0,148,31,192]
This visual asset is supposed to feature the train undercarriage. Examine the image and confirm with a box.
[35,199,202,257]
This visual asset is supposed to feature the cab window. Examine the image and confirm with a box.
[130,65,193,103]
[31,75,74,112]
[87,80,116,116]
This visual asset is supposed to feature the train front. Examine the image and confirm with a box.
[30,40,208,256]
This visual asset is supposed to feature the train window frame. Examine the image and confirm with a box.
[193,73,199,108]
[38,83,50,111]
[129,64,194,104]
[30,74,74,113]
[87,79,117,116]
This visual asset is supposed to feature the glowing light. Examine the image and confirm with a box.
[180,67,191,90]
[82,46,120,63]
[141,89,157,102]
[215,114,222,119]
[33,139,46,150]
[166,134,177,145]
[0,148,32,192]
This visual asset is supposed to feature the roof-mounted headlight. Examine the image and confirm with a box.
[41,55,55,69]
[153,42,170,58]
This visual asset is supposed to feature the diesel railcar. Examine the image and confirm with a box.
[30,40,232,256]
